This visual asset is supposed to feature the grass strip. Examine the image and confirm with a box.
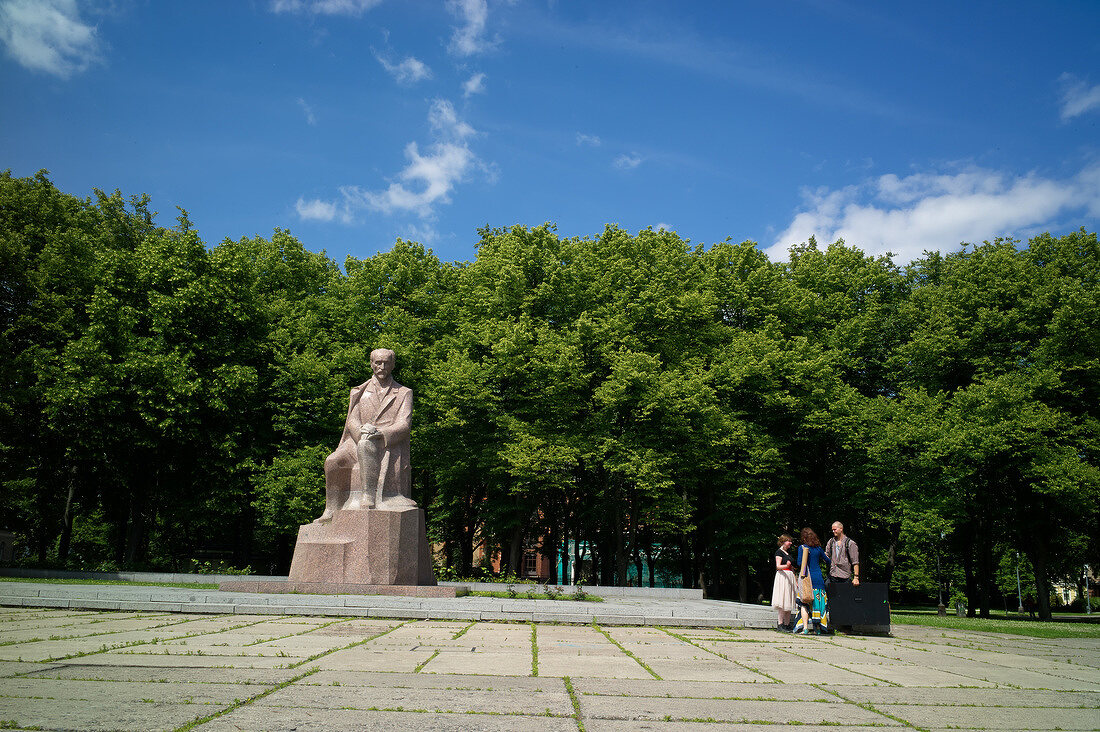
[891,611,1100,639]
[660,626,781,682]
[710,627,772,643]
[451,621,476,639]
[0,609,112,625]
[816,684,928,731]
[530,622,538,677]
[563,676,586,732]
[1,614,201,647]
[414,650,439,672]
[20,615,248,660]
[46,616,275,661]
[242,617,346,646]
[172,665,320,732]
[775,636,903,686]
[591,623,661,679]
[0,577,218,589]
[287,620,408,668]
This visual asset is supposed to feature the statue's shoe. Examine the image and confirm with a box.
[313,509,334,523]
[342,490,370,511]
[377,495,418,511]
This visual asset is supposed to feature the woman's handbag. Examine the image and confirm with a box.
[798,547,814,604]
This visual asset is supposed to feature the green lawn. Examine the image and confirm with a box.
[0,576,218,590]
[466,590,603,602]
[891,608,1100,638]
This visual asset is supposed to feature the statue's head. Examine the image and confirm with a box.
[370,348,396,381]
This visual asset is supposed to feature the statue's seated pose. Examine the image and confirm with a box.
[316,348,415,521]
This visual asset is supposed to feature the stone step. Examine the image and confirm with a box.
[0,580,773,628]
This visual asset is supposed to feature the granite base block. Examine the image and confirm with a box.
[286,507,436,586]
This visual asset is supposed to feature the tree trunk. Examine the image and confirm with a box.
[543,522,558,585]
[57,478,78,562]
[738,556,749,602]
[679,532,692,588]
[276,533,292,575]
[124,495,145,568]
[558,497,570,585]
[614,491,629,586]
[1028,542,1053,621]
[506,524,523,577]
[34,472,53,563]
[463,516,477,576]
[693,521,708,593]
[979,538,994,618]
[599,531,614,586]
[632,541,642,587]
[573,528,586,585]
[884,537,897,595]
[963,535,977,617]
[447,517,468,577]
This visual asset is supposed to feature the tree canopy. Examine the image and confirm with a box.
[2,170,1097,619]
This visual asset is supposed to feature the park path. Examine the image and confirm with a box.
[0,607,1098,731]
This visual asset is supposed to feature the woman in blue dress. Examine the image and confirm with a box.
[793,527,830,634]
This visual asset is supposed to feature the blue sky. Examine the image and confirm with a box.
[2,0,1099,266]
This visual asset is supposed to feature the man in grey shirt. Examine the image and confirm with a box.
[826,522,860,586]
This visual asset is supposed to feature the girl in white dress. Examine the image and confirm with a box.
[771,534,796,631]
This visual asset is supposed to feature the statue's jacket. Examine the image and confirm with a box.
[341,379,413,499]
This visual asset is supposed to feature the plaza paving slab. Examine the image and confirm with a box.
[0,606,1096,731]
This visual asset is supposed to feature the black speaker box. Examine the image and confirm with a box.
[827,581,890,633]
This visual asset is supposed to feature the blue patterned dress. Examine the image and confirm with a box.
[793,545,831,633]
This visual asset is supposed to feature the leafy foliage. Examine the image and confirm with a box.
[1,171,1097,620]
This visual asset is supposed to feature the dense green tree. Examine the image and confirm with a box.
[888,236,1100,618]
[3,172,1096,613]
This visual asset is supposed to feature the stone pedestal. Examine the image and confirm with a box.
[288,507,436,586]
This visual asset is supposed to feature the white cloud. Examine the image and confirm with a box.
[767,165,1100,264]
[297,97,317,125]
[1058,73,1100,121]
[0,0,100,78]
[614,153,642,170]
[576,132,601,147]
[294,99,483,223]
[295,197,338,222]
[271,0,382,15]
[428,98,475,140]
[447,0,494,56]
[401,222,439,244]
[462,72,486,97]
[349,140,475,217]
[653,222,672,232]
[373,50,431,85]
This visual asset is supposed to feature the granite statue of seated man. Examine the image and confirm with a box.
[316,348,416,522]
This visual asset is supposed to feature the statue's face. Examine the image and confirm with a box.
[371,353,394,381]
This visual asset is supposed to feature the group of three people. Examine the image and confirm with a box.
[772,522,860,634]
